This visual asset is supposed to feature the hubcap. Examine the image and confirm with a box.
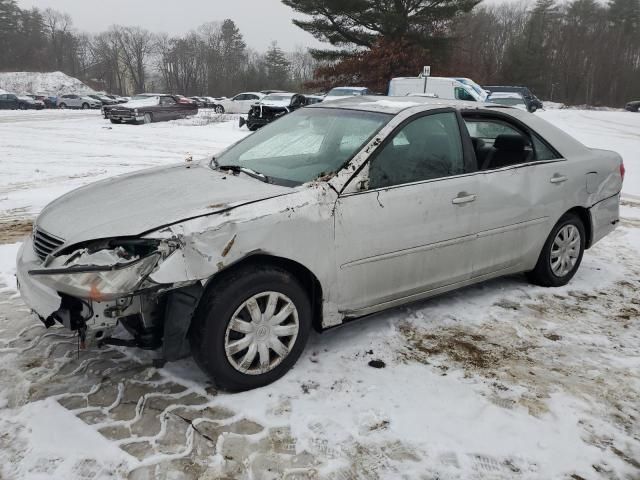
[550,224,580,277]
[224,291,299,375]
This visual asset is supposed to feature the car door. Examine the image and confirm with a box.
[158,96,176,120]
[0,95,7,109]
[462,112,567,278]
[334,110,479,314]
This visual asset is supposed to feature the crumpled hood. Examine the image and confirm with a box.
[36,161,293,247]
[257,100,291,108]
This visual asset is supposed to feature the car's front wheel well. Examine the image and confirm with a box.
[566,206,593,249]
[202,254,324,332]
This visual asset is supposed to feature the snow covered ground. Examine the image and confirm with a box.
[0,108,638,479]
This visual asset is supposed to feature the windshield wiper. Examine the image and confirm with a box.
[216,164,269,183]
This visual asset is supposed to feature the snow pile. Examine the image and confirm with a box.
[0,71,94,96]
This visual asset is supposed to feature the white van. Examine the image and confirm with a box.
[388,76,483,102]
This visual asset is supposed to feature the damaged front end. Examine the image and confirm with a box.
[17,234,203,360]
[244,104,290,130]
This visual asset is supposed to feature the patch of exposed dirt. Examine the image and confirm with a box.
[0,218,32,244]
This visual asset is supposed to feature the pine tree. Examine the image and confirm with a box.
[282,0,481,60]
[264,41,290,88]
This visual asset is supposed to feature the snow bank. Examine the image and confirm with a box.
[0,71,94,96]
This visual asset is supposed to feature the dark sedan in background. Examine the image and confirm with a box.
[106,94,198,124]
[625,100,640,112]
[484,85,543,111]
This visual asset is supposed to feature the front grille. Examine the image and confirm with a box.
[33,227,65,262]
[110,109,134,119]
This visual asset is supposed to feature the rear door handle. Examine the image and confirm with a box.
[452,193,477,205]
[550,175,568,184]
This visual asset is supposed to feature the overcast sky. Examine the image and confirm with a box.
[16,0,324,51]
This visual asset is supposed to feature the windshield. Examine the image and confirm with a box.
[263,95,292,102]
[489,97,525,106]
[327,88,365,97]
[214,108,390,185]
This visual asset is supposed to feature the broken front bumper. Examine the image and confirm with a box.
[16,237,62,320]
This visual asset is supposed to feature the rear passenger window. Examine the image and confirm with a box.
[464,117,560,169]
[369,112,465,189]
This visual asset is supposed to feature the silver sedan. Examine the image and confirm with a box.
[16,97,624,390]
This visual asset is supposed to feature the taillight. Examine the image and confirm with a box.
[620,161,625,182]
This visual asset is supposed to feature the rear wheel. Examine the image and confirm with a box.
[527,213,585,287]
[19,103,26,110]
[59,103,66,109]
[214,105,224,114]
[190,264,311,391]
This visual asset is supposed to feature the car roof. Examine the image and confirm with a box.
[308,96,493,114]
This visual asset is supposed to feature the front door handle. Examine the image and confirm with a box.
[452,193,477,205]
[550,174,568,184]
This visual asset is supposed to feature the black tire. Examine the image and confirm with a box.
[142,112,152,125]
[189,264,312,391]
[527,213,586,287]
[19,103,26,110]
[110,119,121,124]
[248,124,259,131]
[82,103,89,109]
[215,105,224,114]
[59,103,66,109]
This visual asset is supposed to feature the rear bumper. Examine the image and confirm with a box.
[16,237,62,319]
[589,193,620,246]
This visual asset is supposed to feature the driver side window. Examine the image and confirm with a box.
[369,112,465,189]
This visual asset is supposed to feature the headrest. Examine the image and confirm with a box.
[471,137,485,149]
[494,134,525,152]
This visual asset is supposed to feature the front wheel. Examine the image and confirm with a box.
[82,103,89,109]
[143,113,152,124]
[527,213,585,287]
[110,119,121,124]
[190,264,311,391]
[59,103,66,109]
[214,105,224,114]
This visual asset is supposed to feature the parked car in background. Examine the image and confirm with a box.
[484,86,543,110]
[305,94,325,105]
[450,78,489,101]
[15,96,624,391]
[28,94,56,108]
[213,92,265,114]
[105,94,128,104]
[487,92,533,112]
[241,92,308,130]
[17,95,45,110]
[324,87,372,101]
[189,97,206,108]
[390,77,482,102]
[57,94,101,109]
[88,94,117,106]
[0,93,19,109]
[625,100,640,112]
[260,90,287,95]
[105,94,198,124]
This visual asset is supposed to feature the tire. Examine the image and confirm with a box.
[110,119,121,124]
[59,103,66,109]
[143,113,152,124]
[82,103,89,109]
[19,103,26,110]
[527,213,586,287]
[248,124,259,131]
[189,264,312,391]
[215,105,225,114]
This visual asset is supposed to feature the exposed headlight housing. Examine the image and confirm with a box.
[30,253,160,301]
